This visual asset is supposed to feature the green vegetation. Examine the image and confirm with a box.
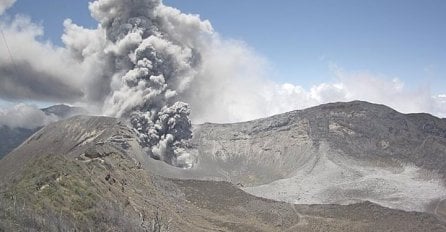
[0,154,103,229]
[0,152,174,231]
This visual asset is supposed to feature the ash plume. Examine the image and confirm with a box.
[87,0,213,167]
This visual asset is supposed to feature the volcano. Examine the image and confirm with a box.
[1,101,445,231]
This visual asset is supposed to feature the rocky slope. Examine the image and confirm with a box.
[190,101,446,185]
[188,101,446,219]
[1,101,446,231]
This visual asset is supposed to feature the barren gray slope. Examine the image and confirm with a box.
[190,101,446,186]
[189,101,446,218]
[1,115,445,231]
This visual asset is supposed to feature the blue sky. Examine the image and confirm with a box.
[5,0,446,94]
[170,0,446,92]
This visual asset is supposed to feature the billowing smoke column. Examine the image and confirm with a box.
[89,0,213,168]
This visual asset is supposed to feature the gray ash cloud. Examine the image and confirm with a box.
[87,0,214,167]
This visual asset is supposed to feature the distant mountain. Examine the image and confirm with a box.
[41,104,88,119]
[1,101,446,231]
[0,126,37,160]
[0,104,87,159]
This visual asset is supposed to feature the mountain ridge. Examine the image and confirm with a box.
[0,104,87,159]
[1,101,446,231]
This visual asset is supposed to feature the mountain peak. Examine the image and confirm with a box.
[41,104,88,119]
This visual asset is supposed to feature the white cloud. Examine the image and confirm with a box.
[0,0,15,15]
[182,38,275,123]
[256,66,446,120]
[0,103,58,129]
[0,15,86,102]
[186,51,446,123]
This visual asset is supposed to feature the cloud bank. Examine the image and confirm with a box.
[0,0,445,166]
[0,103,58,129]
[0,16,85,102]
[263,66,446,119]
